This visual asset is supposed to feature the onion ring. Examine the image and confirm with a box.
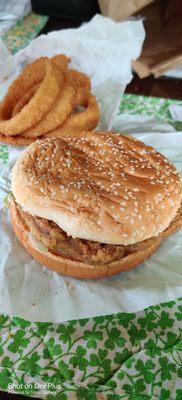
[45,94,100,138]
[11,83,40,117]
[0,54,99,144]
[22,74,76,138]
[11,55,70,119]
[0,133,36,146]
[0,57,58,119]
[52,54,70,71]
[10,55,69,119]
[68,69,91,105]
[0,59,62,135]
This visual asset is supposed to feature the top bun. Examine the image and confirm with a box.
[12,132,181,245]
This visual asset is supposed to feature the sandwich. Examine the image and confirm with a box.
[10,131,182,279]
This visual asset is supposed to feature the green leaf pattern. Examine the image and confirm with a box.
[0,298,181,399]
[2,12,48,55]
[119,94,182,131]
[0,146,9,164]
[0,11,182,400]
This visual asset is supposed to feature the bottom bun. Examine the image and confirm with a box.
[10,200,162,279]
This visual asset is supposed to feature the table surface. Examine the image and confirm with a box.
[1,15,182,400]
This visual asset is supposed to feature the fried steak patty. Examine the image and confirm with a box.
[16,200,182,266]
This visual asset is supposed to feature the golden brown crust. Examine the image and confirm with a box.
[11,83,40,117]
[0,55,99,144]
[68,69,91,105]
[0,60,61,136]
[0,133,36,146]
[0,56,67,120]
[10,199,163,279]
[45,94,100,138]
[12,132,182,245]
[52,54,71,71]
[22,75,76,138]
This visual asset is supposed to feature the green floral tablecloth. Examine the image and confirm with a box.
[1,11,48,54]
[119,94,182,131]
[0,298,181,399]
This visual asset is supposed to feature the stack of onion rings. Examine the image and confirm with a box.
[0,54,99,146]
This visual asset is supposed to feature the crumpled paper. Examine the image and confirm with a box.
[169,104,182,122]
[0,15,181,323]
[0,39,15,82]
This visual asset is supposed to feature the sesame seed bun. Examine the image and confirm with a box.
[10,198,163,279]
[12,132,182,245]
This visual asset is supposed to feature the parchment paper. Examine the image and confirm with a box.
[0,15,181,323]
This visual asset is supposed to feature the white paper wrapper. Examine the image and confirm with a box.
[0,39,15,82]
[169,104,182,122]
[0,16,181,323]
[163,68,182,79]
